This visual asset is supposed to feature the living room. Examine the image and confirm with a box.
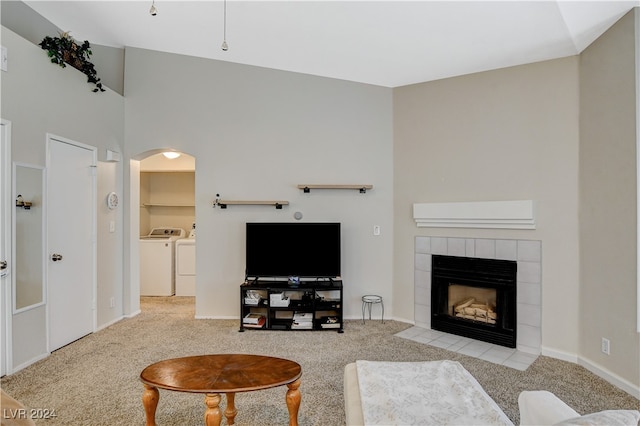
[1,0,638,418]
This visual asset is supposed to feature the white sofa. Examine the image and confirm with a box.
[344,362,640,426]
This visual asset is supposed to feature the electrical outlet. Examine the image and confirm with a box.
[373,225,381,236]
[601,337,610,355]
[110,297,115,308]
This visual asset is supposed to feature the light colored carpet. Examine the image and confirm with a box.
[1,296,638,425]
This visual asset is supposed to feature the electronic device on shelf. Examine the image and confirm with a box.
[245,222,341,280]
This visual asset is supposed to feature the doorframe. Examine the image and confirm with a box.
[1,119,12,375]
[129,150,197,316]
[45,133,98,351]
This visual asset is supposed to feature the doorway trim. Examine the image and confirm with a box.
[129,149,197,316]
[1,119,12,375]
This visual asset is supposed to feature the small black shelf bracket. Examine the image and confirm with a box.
[303,186,310,193]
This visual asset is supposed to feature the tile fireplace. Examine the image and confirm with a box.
[415,237,542,354]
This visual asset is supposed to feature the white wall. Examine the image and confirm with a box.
[579,9,639,392]
[393,57,581,356]
[1,27,124,370]
[123,48,394,319]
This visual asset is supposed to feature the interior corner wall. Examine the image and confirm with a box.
[1,26,124,368]
[1,1,125,96]
[123,47,394,320]
[579,9,639,390]
[392,57,581,355]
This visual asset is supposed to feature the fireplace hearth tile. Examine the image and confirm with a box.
[475,239,496,258]
[414,282,430,306]
[505,351,538,364]
[496,239,517,260]
[431,237,448,254]
[415,253,431,272]
[396,326,538,370]
[482,346,516,362]
[458,344,491,358]
[517,324,542,349]
[465,239,475,257]
[517,261,542,284]
[447,238,466,256]
[414,269,430,288]
[394,326,427,339]
[517,282,541,305]
[503,359,532,371]
[517,240,541,262]
[480,351,514,364]
[415,236,431,254]
[518,303,542,327]
[430,338,455,349]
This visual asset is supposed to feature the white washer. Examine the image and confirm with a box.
[175,228,196,296]
[140,227,185,296]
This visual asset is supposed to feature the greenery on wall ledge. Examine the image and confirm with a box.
[39,32,105,93]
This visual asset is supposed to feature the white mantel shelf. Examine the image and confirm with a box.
[413,200,535,230]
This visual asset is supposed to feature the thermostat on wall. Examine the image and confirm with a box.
[107,192,119,209]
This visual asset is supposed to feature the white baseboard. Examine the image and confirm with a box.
[541,346,579,363]
[391,316,414,325]
[542,346,640,399]
[96,316,123,332]
[124,309,141,319]
[578,356,640,399]
[11,352,50,375]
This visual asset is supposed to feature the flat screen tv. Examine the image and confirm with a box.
[245,222,341,278]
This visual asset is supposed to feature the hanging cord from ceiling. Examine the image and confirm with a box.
[221,0,229,51]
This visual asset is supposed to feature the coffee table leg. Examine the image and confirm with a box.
[142,384,159,426]
[204,393,222,426]
[225,392,238,425]
[286,379,301,426]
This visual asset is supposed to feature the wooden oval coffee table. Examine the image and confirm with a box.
[140,354,302,426]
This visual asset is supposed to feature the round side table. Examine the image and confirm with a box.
[361,295,384,324]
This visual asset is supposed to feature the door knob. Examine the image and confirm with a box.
[51,254,63,262]
[0,260,6,270]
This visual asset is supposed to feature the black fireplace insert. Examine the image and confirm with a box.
[431,255,517,348]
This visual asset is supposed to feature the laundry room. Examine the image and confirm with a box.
[139,152,196,298]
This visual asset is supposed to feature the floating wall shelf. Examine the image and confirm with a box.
[297,184,373,193]
[215,200,289,210]
[142,203,195,207]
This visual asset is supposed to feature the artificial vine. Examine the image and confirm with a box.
[39,32,105,93]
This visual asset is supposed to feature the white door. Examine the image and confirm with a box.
[47,136,96,351]
[0,121,11,375]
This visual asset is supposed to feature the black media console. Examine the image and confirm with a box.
[240,280,343,333]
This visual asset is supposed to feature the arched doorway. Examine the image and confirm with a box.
[131,149,196,312]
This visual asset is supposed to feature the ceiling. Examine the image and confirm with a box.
[23,1,640,88]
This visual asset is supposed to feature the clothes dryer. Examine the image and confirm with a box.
[175,231,195,296]
[140,227,185,296]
